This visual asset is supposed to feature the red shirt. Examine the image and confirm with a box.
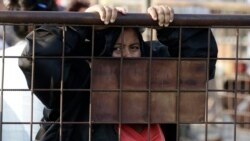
[120,124,165,141]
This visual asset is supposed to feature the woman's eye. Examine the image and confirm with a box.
[114,46,122,52]
[130,46,140,50]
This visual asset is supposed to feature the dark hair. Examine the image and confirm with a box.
[67,0,90,12]
[5,0,58,11]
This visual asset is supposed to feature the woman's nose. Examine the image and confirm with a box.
[122,48,131,57]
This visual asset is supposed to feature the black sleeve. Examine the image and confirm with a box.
[18,26,93,108]
[157,28,218,79]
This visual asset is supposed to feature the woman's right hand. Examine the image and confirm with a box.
[85,5,127,25]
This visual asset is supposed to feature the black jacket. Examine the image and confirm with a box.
[19,26,218,141]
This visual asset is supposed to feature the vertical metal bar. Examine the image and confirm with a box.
[147,27,153,141]
[89,26,95,141]
[30,25,36,140]
[0,25,6,141]
[176,27,182,141]
[59,25,66,141]
[118,27,125,141]
[146,0,151,13]
[205,28,212,141]
[146,0,151,8]
[233,28,240,141]
[30,24,36,141]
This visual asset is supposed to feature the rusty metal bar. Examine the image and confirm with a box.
[0,25,6,141]
[205,28,211,141]
[233,28,240,141]
[0,11,250,26]
[176,28,182,141]
[89,26,97,141]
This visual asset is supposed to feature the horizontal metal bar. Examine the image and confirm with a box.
[0,11,250,26]
[3,121,250,124]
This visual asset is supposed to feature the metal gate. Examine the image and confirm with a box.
[1,12,250,141]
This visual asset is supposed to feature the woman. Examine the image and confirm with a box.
[19,4,217,141]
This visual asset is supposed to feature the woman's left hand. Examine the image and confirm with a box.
[147,5,174,27]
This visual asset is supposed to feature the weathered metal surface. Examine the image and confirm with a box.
[180,60,207,90]
[91,59,207,123]
[150,92,176,123]
[179,92,205,122]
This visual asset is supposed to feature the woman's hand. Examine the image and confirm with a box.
[147,5,174,27]
[85,4,173,27]
[85,5,127,25]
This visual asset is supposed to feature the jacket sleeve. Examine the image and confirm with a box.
[18,26,93,107]
[156,28,218,79]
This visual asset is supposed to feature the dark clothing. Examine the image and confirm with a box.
[19,26,218,141]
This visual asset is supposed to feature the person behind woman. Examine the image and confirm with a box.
[19,4,217,141]
[0,1,59,141]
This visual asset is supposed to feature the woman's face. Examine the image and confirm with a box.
[112,28,141,57]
